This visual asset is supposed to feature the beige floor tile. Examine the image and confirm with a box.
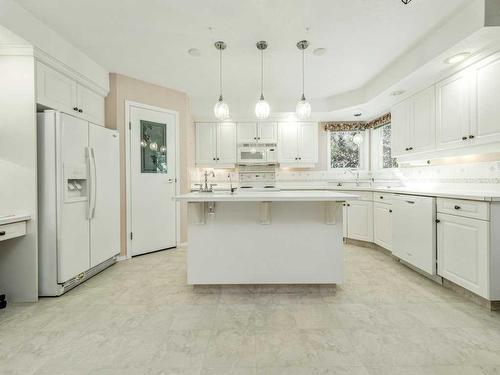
[2,244,500,373]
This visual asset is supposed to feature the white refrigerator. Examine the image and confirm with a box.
[38,111,120,296]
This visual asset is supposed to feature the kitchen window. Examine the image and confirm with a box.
[327,130,368,170]
[372,123,398,169]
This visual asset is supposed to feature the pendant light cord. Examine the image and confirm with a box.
[219,48,223,100]
[302,49,305,100]
[261,49,264,98]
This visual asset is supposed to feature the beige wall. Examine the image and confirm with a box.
[105,73,194,256]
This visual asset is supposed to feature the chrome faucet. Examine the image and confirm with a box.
[195,170,216,192]
[344,169,360,186]
[228,173,236,194]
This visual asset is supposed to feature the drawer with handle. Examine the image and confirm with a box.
[374,193,393,205]
[437,198,489,221]
[0,221,27,242]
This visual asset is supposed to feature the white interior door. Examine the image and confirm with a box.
[130,105,177,256]
[89,124,120,267]
[57,114,90,282]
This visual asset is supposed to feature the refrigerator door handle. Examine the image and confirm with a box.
[87,147,97,219]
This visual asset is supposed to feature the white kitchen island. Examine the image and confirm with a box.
[175,190,358,285]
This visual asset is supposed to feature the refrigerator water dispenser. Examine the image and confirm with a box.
[64,163,88,202]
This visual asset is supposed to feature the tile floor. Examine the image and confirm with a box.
[1,244,500,374]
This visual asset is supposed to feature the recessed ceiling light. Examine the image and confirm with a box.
[391,90,405,96]
[313,48,327,56]
[353,110,363,117]
[188,48,201,57]
[445,52,471,64]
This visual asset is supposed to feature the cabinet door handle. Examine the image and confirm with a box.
[347,204,351,207]
[78,109,83,113]
[409,147,413,151]
[213,157,216,161]
[462,136,468,141]
[436,219,441,223]
[389,209,392,213]
[380,196,384,199]
[405,148,409,151]
[454,205,461,210]
[0,231,5,236]
[406,201,415,204]
[73,107,79,111]
[469,135,475,139]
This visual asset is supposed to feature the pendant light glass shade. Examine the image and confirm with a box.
[352,132,364,146]
[296,40,311,120]
[214,96,230,120]
[255,41,270,119]
[255,95,271,119]
[296,96,311,120]
[214,41,230,120]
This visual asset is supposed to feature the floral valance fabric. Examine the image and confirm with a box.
[322,112,391,131]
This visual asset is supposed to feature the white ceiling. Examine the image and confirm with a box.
[14,0,474,118]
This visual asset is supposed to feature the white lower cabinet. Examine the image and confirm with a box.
[374,202,392,251]
[346,200,373,242]
[437,213,489,298]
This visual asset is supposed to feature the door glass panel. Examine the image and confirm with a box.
[140,120,167,173]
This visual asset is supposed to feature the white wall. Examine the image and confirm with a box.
[0,53,38,302]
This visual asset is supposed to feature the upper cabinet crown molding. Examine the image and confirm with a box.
[34,47,109,98]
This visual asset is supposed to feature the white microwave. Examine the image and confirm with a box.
[237,145,277,165]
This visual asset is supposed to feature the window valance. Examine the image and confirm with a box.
[322,112,391,131]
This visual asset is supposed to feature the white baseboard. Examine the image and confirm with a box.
[178,242,188,248]
[116,255,131,262]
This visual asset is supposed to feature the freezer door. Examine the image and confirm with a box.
[88,123,120,267]
[57,114,90,283]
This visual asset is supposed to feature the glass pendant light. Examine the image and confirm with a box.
[296,40,311,120]
[255,41,270,119]
[214,41,230,120]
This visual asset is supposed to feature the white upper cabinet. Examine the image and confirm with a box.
[277,122,318,165]
[37,61,77,115]
[391,86,435,157]
[391,100,411,157]
[474,52,500,145]
[236,122,277,144]
[277,122,300,163]
[76,84,105,126]
[195,123,217,165]
[411,86,436,153]
[258,122,278,143]
[216,122,237,165]
[298,123,318,163]
[236,122,257,143]
[36,61,105,126]
[436,68,474,149]
[195,122,236,167]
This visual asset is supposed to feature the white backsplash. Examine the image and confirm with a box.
[191,159,500,192]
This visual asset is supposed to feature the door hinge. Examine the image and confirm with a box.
[129,121,131,130]
[130,232,133,240]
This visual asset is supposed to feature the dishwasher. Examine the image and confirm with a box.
[392,194,436,275]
